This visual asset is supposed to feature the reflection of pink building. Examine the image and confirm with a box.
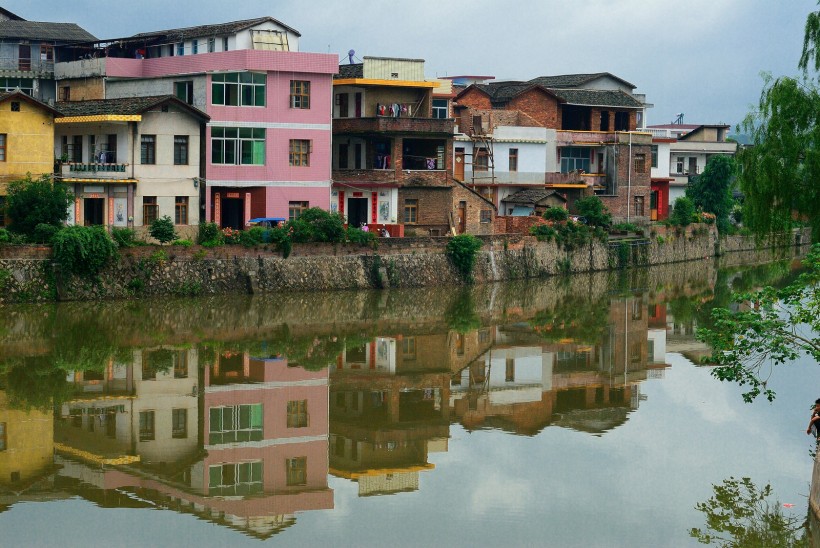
[199,353,331,508]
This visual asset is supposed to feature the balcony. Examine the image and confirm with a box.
[333,116,454,136]
[61,163,133,182]
[545,171,595,188]
[556,130,653,147]
[0,57,54,76]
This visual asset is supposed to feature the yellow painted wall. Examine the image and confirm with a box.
[0,391,54,486]
[0,98,56,195]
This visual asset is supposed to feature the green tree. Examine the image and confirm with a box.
[149,215,177,244]
[573,195,611,228]
[696,245,820,402]
[5,174,73,238]
[671,196,696,227]
[737,4,820,241]
[687,155,736,232]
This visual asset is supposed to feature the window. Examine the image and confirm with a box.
[614,111,630,131]
[59,86,70,101]
[0,134,6,162]
[600,111,610,131]
[560,147,590,173]
[338,143,349,169]
[40,44,53,62]
[172,409,188,439]
[140,135,156,164]
[173,135,189,165]
[104,134,117,163]
[402,337,416,359]
[0,77,33,95]
[191,39,198,55]
[676,156,685,174]
[209,462,262,496]
[207,38,215,53]
[211,72,266,107]
[404,199,418,224]
[174,349,188,377]
[175,81,193,105]
[633,153,646,173]
[474,148,489,171]
[175,196,189,225]
[223,36,229,51]
[212,127,265,165]
[432,98,448,119]
[287,400,308,428]
[176,42,184,56]
[651,145,658,168]
[139,411,155,441]
[634,195,645,217]
[10,101,19,112]
[209,404,263,444]
[143,196,158,225]
[288,201,308,220]
[508,148,518,172]
[289,139,311,166]
[286,457,307,486]
[290,80,310,109]
[480,209,493,223]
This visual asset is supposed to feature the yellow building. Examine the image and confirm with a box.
[0,391,54,487]
[0,91,61,227]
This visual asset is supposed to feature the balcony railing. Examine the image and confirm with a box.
[61,163,129,180]
[0,57,54,74]
[333,116,454,135]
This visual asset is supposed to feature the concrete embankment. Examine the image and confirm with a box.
[0,225,811,303]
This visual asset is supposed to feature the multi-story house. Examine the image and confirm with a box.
[332,56,494,236]
[647,123,737,209]
[453,73,653,223]
[53,17,336,229]
[0,91,61,227]
[0,15,96,103]
[54,96,208,235]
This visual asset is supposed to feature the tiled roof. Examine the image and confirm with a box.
[550,88,643,108]
[0,90,61,115]
[0,21,96,42]
[336,63,363,79]
[128,16,300,42]
[527,72,636,89]
[503,188,566,205]
[56,95,208,120]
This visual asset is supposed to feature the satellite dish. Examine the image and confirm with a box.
[348,49,355,64]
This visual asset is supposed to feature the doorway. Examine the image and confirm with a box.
[458,201,467,234]
[84,198,104,226]
[221,198,244,229]
[454,147,465,181]
[347,198,368,228]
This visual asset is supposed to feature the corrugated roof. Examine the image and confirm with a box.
[56,95,208,120]
[0,21,96,42]
[128,16,300,42]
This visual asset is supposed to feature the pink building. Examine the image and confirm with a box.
[54,17,337,228]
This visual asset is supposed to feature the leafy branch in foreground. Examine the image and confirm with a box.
[696,245,820,402]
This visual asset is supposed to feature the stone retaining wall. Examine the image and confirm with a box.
[0,226,811,303]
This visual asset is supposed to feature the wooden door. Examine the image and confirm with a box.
[458,201,467,234]
[454,147,465,181]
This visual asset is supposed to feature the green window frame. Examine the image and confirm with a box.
[211,127,265,165]
[211,72,266,107]
[209,403,263,445]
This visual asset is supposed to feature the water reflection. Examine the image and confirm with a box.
[0,253,807,541]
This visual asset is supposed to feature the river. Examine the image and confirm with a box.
[0,252,816,547]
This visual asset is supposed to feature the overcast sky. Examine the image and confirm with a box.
[5,0,817,128]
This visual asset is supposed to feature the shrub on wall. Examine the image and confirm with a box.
[198,222,223,247]
[149,216,177,244]
[5,174,73,238]
[446,234,483,283]
[287,208,346,243]
[112,228,138,248]
[543,207,569,222]
[52,225,118,277]
[574,196,612,228]
[671,197,696,227]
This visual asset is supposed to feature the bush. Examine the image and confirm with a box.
[5,174,73,238]
[446,234,483,283]
[32,223,59,244]
[286,208,345,243]
[0,228,9,244]
[239,227,266,247]
[612,222,640,233]
[542,207,569,222]
[198,222,222,246]
[221,227,241,244]
[267,226,292,258]
[574,196,612,228]
[149,216,177,244]
[346,226,377,246]
[111,227,138,248]
[53,225,118,277]
[671,197,696,227]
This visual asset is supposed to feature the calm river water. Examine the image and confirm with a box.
[0,253,817,547]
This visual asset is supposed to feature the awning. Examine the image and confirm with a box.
[61,178,137,184]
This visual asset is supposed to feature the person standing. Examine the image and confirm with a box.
[807,398,820,438]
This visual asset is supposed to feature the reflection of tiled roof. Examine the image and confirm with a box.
[336,63,363,79]
[56,95,209,120]
[0,21,96,42]
[503,188,566,205]
[128,16,300,41]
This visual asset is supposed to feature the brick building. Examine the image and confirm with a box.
[453,73,653,223]
[332,57,494,236]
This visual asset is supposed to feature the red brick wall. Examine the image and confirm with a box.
[456,88,492,110]
[508,88,560,129]
[600,142,652,222]
[494,215,546,235]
